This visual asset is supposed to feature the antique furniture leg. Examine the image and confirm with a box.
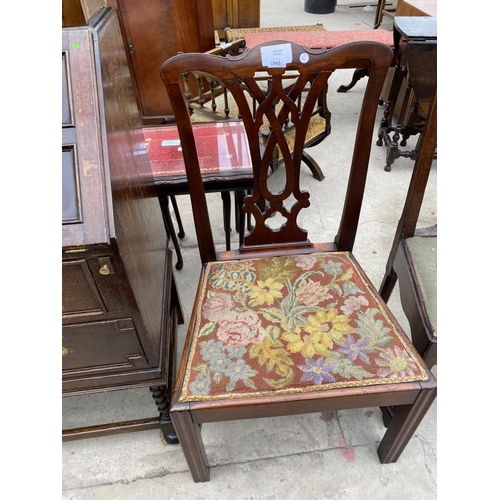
[169,195,185,238]
[158,196,184,270]
[170,407,210,482]
[234,190,245,247]
[337,68,370,93]
[378,384,437,462]
[221,191,232,251]
[150,386,179,444]
[302,151,326,181]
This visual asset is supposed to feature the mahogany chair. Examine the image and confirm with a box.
[185,61,330,181]
[160,40,437,482]
[379,84,437,369]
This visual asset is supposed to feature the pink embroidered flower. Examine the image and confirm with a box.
[375,346,418,378]
[340,295,369,316]
[295,255,317,270]
[217,311,266,346]
[202,293,235,322]
[296,279,331,306]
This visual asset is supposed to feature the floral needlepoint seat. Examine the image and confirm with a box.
[181,252,428,403]
[160,40,436,482]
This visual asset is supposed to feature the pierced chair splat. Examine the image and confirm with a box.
[160,40,437,483]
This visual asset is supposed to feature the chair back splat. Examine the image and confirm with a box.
[162,41,391,262]
[160,41,436,483]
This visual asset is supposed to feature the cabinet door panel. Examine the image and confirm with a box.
[62,318,149,372]
[108,0,215,122]
[62,260,105,316]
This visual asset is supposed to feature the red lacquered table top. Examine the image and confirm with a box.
[143,121,254,188]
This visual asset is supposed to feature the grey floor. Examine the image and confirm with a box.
[62,2,438,498]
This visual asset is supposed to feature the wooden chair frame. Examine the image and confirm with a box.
[160,40,436,482]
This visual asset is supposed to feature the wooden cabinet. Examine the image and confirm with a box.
[62,6,183,441]
[107,0,216,124]
[212,0,261,38]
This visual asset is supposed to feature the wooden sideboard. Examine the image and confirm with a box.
[62,6,183,441]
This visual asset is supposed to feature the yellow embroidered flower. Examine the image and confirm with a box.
[282,328,332,358]
[303,309,354,343]
[248,278,284,306]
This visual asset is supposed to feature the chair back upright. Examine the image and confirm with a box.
[160,41,393,264]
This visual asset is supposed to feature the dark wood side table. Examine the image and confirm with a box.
[62,7,183,443]
[144,122,255,270]
[376,16,437,171]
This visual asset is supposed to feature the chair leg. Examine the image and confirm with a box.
[379,267,398,302]
[377,385,437,463]
[302,151,325,181]
[158,196,184,270]
[373,0,385,29]
[337,68,370,93]
[221,191,232,251]
[170,409,210,482]
[234,190,245,247]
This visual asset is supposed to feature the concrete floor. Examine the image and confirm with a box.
[62,2,437,498]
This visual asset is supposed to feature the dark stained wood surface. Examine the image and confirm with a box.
[62,8,182,397]
[212,0,261,38]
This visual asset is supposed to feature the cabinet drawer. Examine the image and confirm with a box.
[62,317,149,372]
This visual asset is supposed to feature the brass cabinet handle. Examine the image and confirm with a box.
[62,347,68,356]
[99,264,110,275]
[98,257,114,275]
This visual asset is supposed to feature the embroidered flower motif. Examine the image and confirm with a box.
[298,357,336,385]
[341,295,369,316]
[296,279,331,306]
[199,339,225,361]
[225,345,246,359]
[224,358,256,384]
[189,373,211,395]
[282,328,332,358]
[322,260,344,276]
[338,334,376,364]
[303,309,354,342]
[248,278,284,306]
[375,346,418,378]
[342,281,363,296]
[295,255,317,270]
[217,311,266,346]
[202,293,235,322]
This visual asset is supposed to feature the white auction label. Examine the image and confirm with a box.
[299,52,309,63]
[260,43,293,68]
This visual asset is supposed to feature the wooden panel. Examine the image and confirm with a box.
[62,260,105,315]
[396,0,437,17]
[62,9,175,396]
[108,0,215,122]
[61,29,113,247]
[93,8,168,355]
[62,318,149,371]
[62,0,106,27]
[212,0,260,38]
